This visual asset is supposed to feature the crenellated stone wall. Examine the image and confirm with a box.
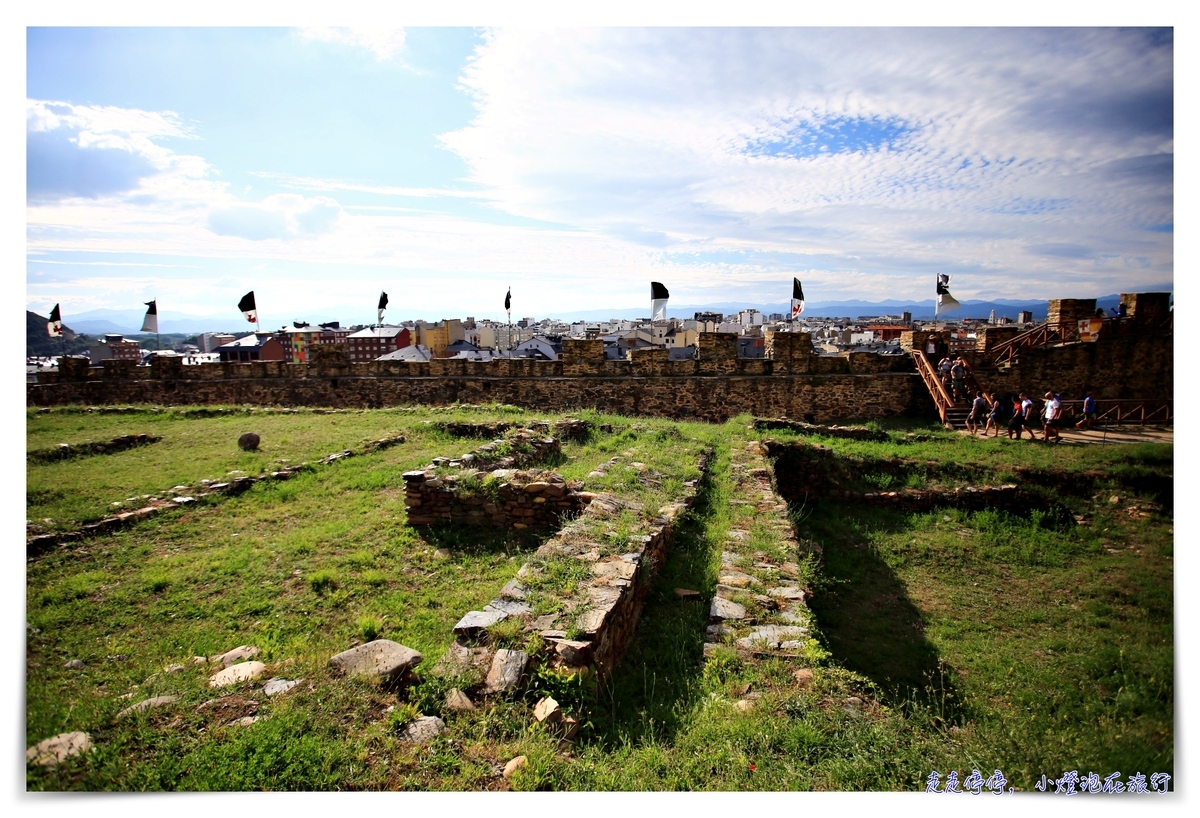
[28,313,1170,420]
[28,331,929,423]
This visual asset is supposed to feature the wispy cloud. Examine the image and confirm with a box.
[250,171,487,199]
[25,29,1172,319]
[440,28,1172,301]
[298,27,409,62]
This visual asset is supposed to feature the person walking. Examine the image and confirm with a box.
[1041,391,1062,443]
[1076,391,1097,430]
[1006,394,1024,440]
[938,357,953,394]
[1020,393,1036,439]
[984,394,1003,437]
[950,358,967,403]
[967,390,988,435]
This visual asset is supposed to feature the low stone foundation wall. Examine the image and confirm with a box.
[857,485,1048,514]
[767,440,1054,513]
[752,418,889,441]
[432,417,590,442]
[432,448,711,699]
[704,440,817,660]
[27,433,161,463]
[27,433,406,556]
[434,421,517,438]
[403,468,588,529]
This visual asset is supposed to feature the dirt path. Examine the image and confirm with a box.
[960,425,1173,445]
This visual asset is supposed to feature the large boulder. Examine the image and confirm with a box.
[329,640,423,680]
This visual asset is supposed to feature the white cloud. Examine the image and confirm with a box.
[438,28,1173,300]
[299,27,408,62]
[207,194,344,241]
[24,30,1173,319]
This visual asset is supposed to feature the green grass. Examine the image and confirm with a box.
[25,406,1172,791]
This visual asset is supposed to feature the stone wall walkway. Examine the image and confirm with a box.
[704,440,817,660]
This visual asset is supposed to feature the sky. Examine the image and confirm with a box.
[24,25,1174,326]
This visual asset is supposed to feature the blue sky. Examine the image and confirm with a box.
[24,26,1174,326]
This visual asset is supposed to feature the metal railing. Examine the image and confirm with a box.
[1059,399,1173,427]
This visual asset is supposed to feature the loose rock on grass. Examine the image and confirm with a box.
[26,732,93,767]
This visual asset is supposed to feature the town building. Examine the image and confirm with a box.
[199,332,235,353]
[217,333,287,363]
[378,344,432,363]
[276,322,351,364]
[88,334,142,364]
[346,325,411,363]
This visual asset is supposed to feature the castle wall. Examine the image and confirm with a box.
[27,324,1169,421]
[975,333,1172,402]
[27,368,931,424]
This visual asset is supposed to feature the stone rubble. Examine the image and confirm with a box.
[26,731,93,767]
[211,645,260,667]
[116,695,179,719]
[329,640,423,680]
[263,677,300,697]
[208,661,267,688]
[399,716,446,744]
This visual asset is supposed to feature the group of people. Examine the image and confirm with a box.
[936,356,970,402]
[965,389,1098,443]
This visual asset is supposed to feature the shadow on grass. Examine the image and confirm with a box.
[415,523,546,557]
[786,496,966,724]
[585,465,720,747]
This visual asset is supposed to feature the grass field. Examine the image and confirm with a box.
[25,405,1173,791]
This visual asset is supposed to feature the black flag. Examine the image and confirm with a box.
[791,278,805,319]
[47,303,63,338]
[504,288,511,312]
[141,300,158,333]
[238,291,257,323]
[378,292,388,324]
[650,282,669,321]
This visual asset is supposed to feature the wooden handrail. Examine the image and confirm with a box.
[912,350,956,423]
[988,313,1173,366]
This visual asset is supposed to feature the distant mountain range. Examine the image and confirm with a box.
[549,293,1160,322]
[44,308,258,336]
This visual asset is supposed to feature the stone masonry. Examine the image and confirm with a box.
[28,331,929,423]
[434,446,711,698]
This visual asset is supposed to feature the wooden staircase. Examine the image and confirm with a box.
[912,350,990,430]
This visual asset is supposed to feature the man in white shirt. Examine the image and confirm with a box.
[1041,391,1062,442]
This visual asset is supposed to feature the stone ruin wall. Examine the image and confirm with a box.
[28,332,932,424]
[28,320,1171,421]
